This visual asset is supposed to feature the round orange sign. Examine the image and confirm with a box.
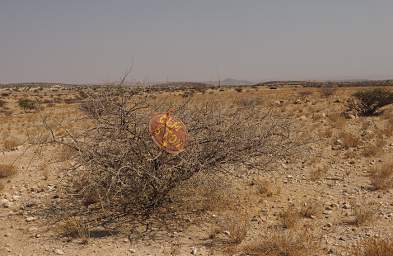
[149,112,188,154]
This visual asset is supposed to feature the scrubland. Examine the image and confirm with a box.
[0,85,392,256]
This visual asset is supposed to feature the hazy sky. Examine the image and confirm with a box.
[1,0,393,83]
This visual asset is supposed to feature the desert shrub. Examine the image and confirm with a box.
[320,85,337,97]
[369,161,393,190]
[44,87,305,226]
[352,238,393,256]
[18,98,37,111]
[349,88,393,116]
[337,131,361,149]
[0,164,17,178]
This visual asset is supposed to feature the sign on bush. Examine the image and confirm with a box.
[149,112,188,154]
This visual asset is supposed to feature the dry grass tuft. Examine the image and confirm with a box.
[241,228,320,256]
[0,164,17,178]
[352,238,393,256]
[0,182,4,192]
[369,161,393,190]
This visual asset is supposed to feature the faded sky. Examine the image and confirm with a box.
[1,0,392,83]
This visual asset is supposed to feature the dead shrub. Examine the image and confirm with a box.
[352,238,393,256]
[280,205,300,229]
[241,228,320,256]
[44,87,305,227]
[369,161,393,190]
[0,164,17,178]
[348,88,393,116]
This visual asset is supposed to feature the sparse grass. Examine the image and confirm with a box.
[352,238,393,256]
[241,228,320,256]
[280,205,300,229]
[0,164,17,178]
[300,199,321,218]
[369,161,393,190]
[220,213,249,245]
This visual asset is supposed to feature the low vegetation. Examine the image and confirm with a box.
[348,88,393,116]
[352,238,393,256]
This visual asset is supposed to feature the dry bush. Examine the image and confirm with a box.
[369,161,393,190]
[280,205,300,229]
[348,88,393,116]
[0,164,17,178]
[253,177,281,197]
[43,87,306,226]
[300,199,321,218]
[320,85,337,97]
[352,238,393,256]
[350,202,376,226]
[241,228,320,256]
